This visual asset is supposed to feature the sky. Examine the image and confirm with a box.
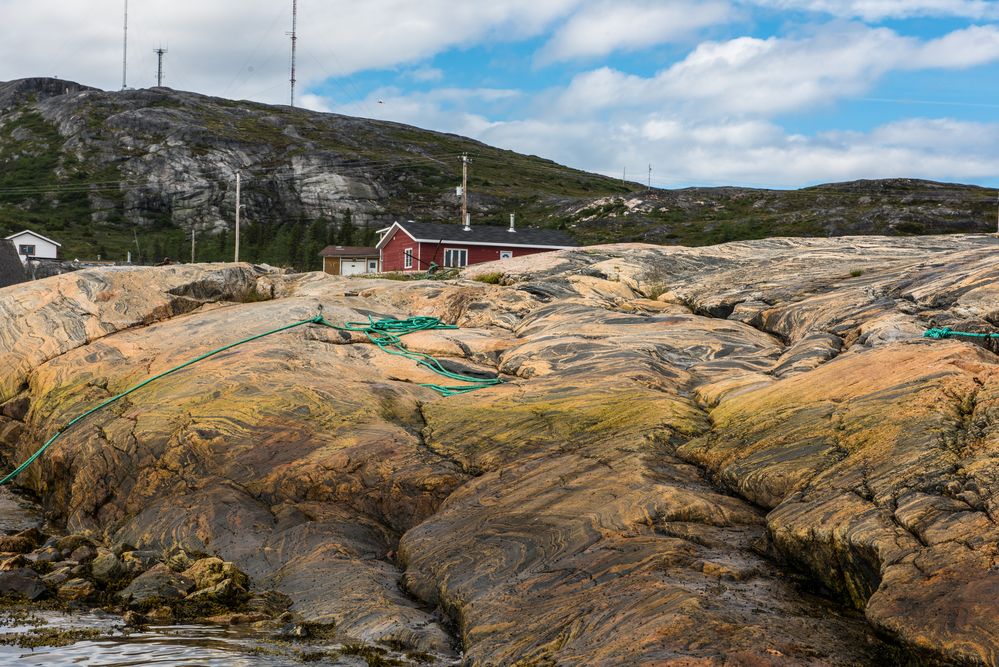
[2,0,998,189]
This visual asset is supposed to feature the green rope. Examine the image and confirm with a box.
[924,327,999,340]
[317,315,504,397]
[0,311,500,486]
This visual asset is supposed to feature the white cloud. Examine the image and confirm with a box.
[539,0,734,62]
[0,0,584,104]
[554,23,999,117]
[745,0,999,20]
[408,67,445,83]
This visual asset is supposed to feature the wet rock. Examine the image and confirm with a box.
[165,549,194,573]
[121,550,161,575]
[41,566,72,587]
[57,578,96,601]
[90,549,125,584]
[0,568,47,600]
[205,611,270,625]
[55,534,93,554]
[26,547,61,564]
[182,557,249,590]
[69,544,96,563]
[111,541,136,557]
[279,623,311,638]
[122,610,146,627]
[0,554,28,570]
[117,563,194,609]
[184,578,247,605]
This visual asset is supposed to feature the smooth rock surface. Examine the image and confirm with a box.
[2,237,999,664]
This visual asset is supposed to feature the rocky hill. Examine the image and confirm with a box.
[0,235,997,664]
[0,77,995,268]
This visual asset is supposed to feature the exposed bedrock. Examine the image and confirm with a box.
[1,234,998,664]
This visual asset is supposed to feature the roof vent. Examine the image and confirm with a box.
[508,213,516,233]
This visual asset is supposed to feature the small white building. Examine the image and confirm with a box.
[4,230,61,264]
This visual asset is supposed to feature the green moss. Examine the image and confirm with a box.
[472,272,503,284]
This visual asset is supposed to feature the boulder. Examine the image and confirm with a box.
[69,544,96,563]
[182,557,249,590]
[57,578,96,601]
[56,534,93,554]
[121,550,161,575]
[41,566,73,587]
[0,568,47,600]
[90,549,125,584]
[184,578,247,605]
[117,563,194,609]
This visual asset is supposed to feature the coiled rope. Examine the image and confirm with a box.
[0,311,500,486]
[923,327,999,340]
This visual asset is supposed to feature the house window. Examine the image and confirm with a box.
[368,260,378,271]
[404,248,413,269]
[499,251,513,260]
[18,244,35,256]
[444,248,468,268]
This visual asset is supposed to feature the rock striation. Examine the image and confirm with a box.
[0,235,998,664]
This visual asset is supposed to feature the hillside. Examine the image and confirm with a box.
[0,77,995,268]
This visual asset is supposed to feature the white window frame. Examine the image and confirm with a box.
[499,250,513,260]
[403,247,414,269]
[444,248,468,268]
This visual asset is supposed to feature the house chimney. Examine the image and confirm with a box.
[508,213,516,232]
[463,213,471,232]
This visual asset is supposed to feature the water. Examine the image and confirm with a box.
[0,610,423,666]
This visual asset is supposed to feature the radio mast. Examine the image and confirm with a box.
[121,0,128,90]
[288,0,298,107]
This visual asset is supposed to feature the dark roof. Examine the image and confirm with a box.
[388,221,577,248]
[318,245,379,257]
[0,240,27,289]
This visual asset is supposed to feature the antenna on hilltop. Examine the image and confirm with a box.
[154,47,168,87]
[287,0,298,107]
[121,0,128,90]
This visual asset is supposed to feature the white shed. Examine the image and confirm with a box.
[4,230,61,264]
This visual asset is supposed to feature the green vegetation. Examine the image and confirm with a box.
[472,271,504,284]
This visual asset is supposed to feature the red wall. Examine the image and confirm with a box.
[380,229,556,272]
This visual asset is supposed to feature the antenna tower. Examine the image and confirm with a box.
[121,0,128,90]
[288,0,298,107]
[154,47,168,87]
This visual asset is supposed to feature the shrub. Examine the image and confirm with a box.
[472,272,503,284]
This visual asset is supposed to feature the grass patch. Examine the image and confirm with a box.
[472,271,503,284]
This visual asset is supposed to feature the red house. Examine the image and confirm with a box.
[376,220,577,272]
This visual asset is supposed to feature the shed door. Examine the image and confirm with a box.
[341,259,367,276]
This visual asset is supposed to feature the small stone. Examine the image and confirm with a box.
[279,622,310,638]
[121,550,161,575]
[184,578,247,605]
[42,566,73,587]
[58,578,96,601]
[166,549,194,572]
[112,541,137,557]
[182,557,249,590]
[27,547,62,564]
[91,549,125,584]
[56,534,93,554]
[0,568,47,600]
[122,610,146,627]
[69,544,96,563]
[0,554,28,571]
[117,563,194,609]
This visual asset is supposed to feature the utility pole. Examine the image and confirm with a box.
[995,192,999,235]
[234,171,242,262]
[190,224,196,263]
[288,0,298,107]
[121,0,128,90]
[648,164,652,191]
[461,154,470,229]
[622,167,627,183]
[154,47,167,87]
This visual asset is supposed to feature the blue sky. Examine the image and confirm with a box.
[2,0,998,188]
